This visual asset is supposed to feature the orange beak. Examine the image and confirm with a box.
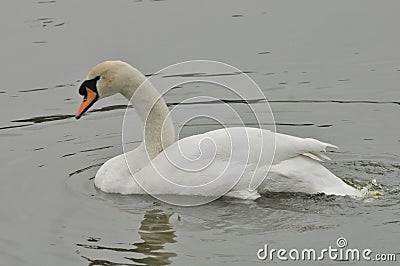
[75,87,99,119]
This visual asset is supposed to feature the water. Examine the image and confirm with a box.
[1,0,399,265]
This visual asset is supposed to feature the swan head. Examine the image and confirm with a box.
[75,60,139,119]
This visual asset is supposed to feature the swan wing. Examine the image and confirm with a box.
[134,127,343,196]
[134,127,265,197]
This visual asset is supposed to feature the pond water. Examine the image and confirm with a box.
[0,0,399,265]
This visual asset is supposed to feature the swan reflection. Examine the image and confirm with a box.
[78,209,177,266]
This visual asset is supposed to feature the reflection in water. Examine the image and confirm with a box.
[78,209,177,266]
[127,209,177,265]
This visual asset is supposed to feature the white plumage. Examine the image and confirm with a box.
[76,61,361,199]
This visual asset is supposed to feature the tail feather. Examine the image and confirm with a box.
[299,139,337,162]
[302,152,324,161]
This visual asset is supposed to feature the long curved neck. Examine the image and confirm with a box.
[120,69,175,159]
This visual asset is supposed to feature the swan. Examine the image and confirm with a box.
[75,60,361,200]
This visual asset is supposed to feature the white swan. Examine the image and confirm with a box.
[75,60,361,199]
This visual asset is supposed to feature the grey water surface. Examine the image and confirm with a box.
[0,0,399,265]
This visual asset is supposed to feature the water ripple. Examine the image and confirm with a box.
[69,163,103,177]
[5,98,398,130]
[161,71,253,78]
